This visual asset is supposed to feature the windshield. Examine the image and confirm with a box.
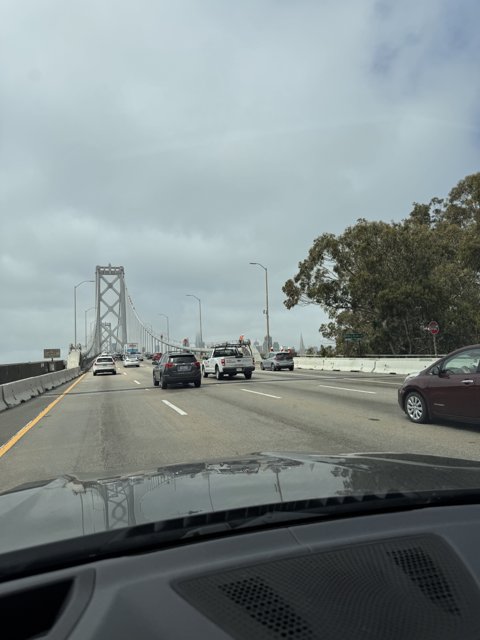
[1,1,480,561]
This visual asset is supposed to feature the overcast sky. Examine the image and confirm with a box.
[1,0,479,363]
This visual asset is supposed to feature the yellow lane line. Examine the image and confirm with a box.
[0,374,86,459]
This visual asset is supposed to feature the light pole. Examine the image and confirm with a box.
[158,314,170,352]
[84,306,95,349]
[74,279,94,348]
[186,295,203,347]
[250,262,270,354]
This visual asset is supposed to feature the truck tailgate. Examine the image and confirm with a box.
[225,357,253,366]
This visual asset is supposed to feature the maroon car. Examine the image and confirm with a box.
[398,344,480,424]
[151,352,163,363]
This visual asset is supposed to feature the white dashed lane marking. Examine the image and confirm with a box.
[241,389,282,399]
[162,400,188,416]
[317,384,376,395]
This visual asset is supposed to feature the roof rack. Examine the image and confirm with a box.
[213,339,251,348]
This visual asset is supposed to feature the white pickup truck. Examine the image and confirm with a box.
[202,342,255,380]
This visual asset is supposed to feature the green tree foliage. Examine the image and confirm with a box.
[283,173,480,354]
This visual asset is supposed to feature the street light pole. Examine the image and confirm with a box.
[186,295,202,347]
[250,262,270,353]
[74,279,94,348]
[158,314,170,351]
[84,306,95,348]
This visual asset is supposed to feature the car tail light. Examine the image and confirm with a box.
[221,358,225,366]
[164,362,174,369]
[194,361,200,368]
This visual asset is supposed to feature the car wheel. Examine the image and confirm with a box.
[260,362,264,370]
[153,378,159,387]
[289,366,294,371]
[405,391,429,424]
[161,377,167,389]
[244,372,252,380]
[202,367,208,378]
[215,367,223,380]
[93,371,97,376]
[113,371,117,375]
[194,381,201,388]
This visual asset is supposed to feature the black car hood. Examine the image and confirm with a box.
[1,451,480,554]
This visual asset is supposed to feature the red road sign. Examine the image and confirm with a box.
[427,321,440,335]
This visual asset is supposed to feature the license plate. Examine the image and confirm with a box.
[237,367,243,372]
[178,365,190,371]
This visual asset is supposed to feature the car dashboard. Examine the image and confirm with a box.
[2,504,480,640]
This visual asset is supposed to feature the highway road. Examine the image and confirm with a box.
[1,363,480,492]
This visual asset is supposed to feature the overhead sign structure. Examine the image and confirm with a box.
[44,348,60,359]
[427,321,440,335]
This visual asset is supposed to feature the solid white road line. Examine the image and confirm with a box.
[241,389,282,399]
[317,384,376,395]
[162,400,188,416]
[134,380,141,385]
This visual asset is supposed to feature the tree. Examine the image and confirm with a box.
[319,345,335,357]
[283,173,480,354]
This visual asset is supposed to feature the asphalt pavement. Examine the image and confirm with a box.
[0,362,480,491]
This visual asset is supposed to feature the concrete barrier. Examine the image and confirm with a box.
[55,370,69,385]
[1,378,36,407]
[0,366,82,411]
[43,374,54,391]
[1,383,19,408]
[12,377,40,403]
[294,356,437,376]
[30,375,45,396]
[0,386,7,412]
[51,371,65,386]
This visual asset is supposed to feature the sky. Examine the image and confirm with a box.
[1,0,479,363]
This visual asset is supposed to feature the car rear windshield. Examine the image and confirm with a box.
[97,357,114,363]
[275,353,291,360]
[214,349,243,357]
[170,355,196,363]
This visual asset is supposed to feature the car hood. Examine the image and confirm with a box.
[1,451,480,554]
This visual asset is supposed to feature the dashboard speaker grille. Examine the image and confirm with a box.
[387,546,461,615]
[175,534,480,640]
[219,575,314,639]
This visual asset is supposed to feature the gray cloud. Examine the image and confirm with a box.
[1,0,479,362]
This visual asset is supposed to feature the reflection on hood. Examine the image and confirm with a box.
[0,452,480,555]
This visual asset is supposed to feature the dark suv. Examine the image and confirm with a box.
[153,352,201,389]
